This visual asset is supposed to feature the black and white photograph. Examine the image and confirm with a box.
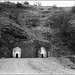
[0,0,75,74]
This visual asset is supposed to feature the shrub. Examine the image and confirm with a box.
[24,1,29,5]
[39,8,44,10]
[71,5,75,13]
[48,11,72,32]
[52,4,57,9]
[48,8,51,10]
[16,2,23,8]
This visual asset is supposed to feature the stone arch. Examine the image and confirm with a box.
[12,47,21,58]
[34,41,50,58]
[38,47,48,58]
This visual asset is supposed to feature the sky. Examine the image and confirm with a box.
[0,0,75,7]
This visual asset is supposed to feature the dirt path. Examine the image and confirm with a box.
[0,58,75,74]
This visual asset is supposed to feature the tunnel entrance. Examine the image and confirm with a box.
[13,47,21,58]
[16,54,18,58]
[41,54,43,58]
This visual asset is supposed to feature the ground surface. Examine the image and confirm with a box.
[0,57,75,74]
